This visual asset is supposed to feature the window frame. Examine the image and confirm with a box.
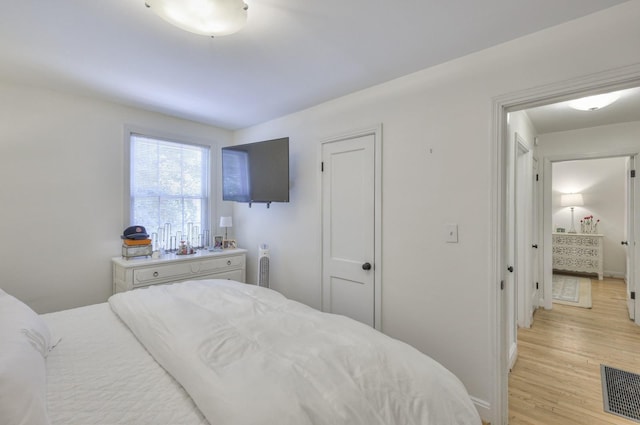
[124,126,218,246]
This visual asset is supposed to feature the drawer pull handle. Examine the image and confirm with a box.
[227,260,232,266]
[153,271,159,277]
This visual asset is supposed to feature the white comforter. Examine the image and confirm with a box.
[108,280,480,425]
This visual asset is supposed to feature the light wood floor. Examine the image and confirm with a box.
[509,276,640,424]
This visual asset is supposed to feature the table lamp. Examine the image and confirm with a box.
[220,216,233,240]
[560,193,584,233]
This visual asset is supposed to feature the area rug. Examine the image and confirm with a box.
[552,274,592,308]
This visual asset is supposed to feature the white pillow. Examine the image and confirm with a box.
[0,288,52,425]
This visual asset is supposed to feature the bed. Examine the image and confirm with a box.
[1,280,481,425]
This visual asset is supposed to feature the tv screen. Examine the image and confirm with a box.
[222,137,289,205]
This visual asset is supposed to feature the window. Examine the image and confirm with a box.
[129,133,211,250]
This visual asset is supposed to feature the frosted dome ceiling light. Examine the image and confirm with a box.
[145,0,248,37]
[568,92,621,111]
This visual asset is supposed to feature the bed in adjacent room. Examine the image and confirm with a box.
[1,280,481,425]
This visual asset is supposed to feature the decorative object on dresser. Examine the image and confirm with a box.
[552,232,603,280]
[222,239,237,249]
[121,225,152,259]
[210,235,224,251]
[580,215,600,234]
[560,193,584,233]
[176,240,195,255]
[112,248,247,293]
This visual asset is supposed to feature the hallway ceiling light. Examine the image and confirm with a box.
[568,92,620,111]
[145,0,248,37]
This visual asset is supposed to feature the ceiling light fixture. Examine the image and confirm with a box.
[568,92,620,111]
[145,0,248,37]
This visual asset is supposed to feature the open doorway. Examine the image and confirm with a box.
[550,157,628,309]
[499,81,640,423]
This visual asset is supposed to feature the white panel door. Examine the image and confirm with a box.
[505,129,517,369]
[321,134,375,327]
[626,156,636,321]
[531,157,540,313]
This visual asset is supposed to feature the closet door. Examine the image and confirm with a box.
[321,132,378,327]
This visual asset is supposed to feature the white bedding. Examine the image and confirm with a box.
[109,279,481,425]
[43,303,209,425]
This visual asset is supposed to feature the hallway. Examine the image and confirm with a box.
[509,277,640,424]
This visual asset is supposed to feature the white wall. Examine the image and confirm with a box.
[542,128,638,277]
[0,83,232,313]
[232,3,640,422]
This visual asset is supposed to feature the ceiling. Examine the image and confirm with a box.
[524,86,640,134]
[0,0,631,130]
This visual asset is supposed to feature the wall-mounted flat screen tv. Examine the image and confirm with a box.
[222,137,289,206]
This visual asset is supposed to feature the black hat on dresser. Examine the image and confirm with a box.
[122,225,149,240]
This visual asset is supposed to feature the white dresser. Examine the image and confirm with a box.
[552,233,603,280]
[112,248,247,293]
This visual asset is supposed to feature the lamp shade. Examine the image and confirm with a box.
[219,216,233,228]
[146,0,248,37]
[560,193,584,207]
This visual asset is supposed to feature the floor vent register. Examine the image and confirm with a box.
[601,364,640,422]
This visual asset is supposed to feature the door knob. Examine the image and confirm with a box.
[532,244,538,249]
[622,241,629,245]
[362,262,372,271]
[507,266,514,273]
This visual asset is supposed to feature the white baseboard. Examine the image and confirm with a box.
[470,396,491,424]
[604,270,625,279]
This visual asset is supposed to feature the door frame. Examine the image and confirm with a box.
[319,125,383,330]
[491,64,640,424]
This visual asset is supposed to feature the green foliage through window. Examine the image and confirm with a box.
[130,134,210,248]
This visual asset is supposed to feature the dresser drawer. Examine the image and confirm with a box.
[132,254,246,287]
[133,262,194,286]
[200,255,245,273]
[212,269,244,282]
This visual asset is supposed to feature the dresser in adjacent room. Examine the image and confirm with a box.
[552,233,603,280]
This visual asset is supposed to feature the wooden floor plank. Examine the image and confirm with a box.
[508,277,640,425]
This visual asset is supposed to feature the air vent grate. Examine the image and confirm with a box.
[601,364,640,422]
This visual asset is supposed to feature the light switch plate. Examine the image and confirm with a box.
[445,224,458,243]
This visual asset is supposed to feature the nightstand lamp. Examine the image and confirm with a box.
[220,216,232,240]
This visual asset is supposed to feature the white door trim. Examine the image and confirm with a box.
[626,155,638,322]
[319,125,383,330]
[515,134,533,329]
[491,64,640,425]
